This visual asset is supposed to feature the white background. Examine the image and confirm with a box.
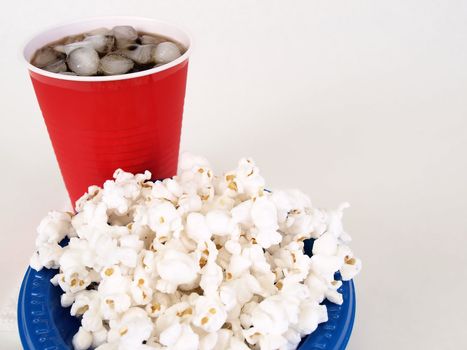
[1,0,466,349]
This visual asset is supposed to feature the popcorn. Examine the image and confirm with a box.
[92,328,108,348]
[186,212,211,241]
[72,327,93,350]
[199,262,223,296]
[336,245,362,281]
[107,307,153,346]
[36,211,72,245]
[192,296,227,332]
[30,153,361,350]
[206,210,232,236]
[30,243,63,271]
[156,249,199,292]
[296,300,328,335]
[171,324,199,350]
[145,201,182,238]
[102,169,151,215]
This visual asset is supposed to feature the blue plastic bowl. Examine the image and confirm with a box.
[18,239,355,349]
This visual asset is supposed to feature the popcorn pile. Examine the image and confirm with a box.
[30,154,361,350]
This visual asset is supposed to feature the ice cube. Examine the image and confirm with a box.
[118,44,153,65]
[152,42,181,64]
[43,59,67,73]
[99,54,134,75]
[84,35,115,54]
[112,26,138,48]
[56,41,92,55]
[140,35,163,45]
[67,47,99,76]
[31,47,65,68]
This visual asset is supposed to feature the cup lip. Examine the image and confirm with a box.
[23,16,192,82]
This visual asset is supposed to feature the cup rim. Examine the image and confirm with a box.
[23,16,192,82]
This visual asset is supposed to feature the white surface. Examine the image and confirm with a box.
[1,0,467,349]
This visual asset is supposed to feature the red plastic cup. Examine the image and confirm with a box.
[23,17,191,206]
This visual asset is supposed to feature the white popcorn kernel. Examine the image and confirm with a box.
[204,194,236,212]
[153,301,190,335]
[119,235,144,251]
[296,300,320,335]
[325,287,343,305]
[250,196,282,248]
[327,202,351,241]
[229,336,251,350]
[200,332,218,350]
[283,328,302,349]
[60,292,75,307]
[250,297,289,335]
[95,343,118,350]
[304,273,327,302]
[200,262,223,296]
[75,185,102,211]
[211,329,232,350]
[310,254,343,282]
[219,284,238,311]
[243,326,260,345]
[225,240,241,255]
[271,190,311,221]
[179,152,211,173]
[102,169,149,215]
[156,249,199,286]
[192,296,227,332]
[172,324,199,350]
[231,200,253,226]
[30,242,63,271]
[29,252,43,271]
[146,201,180,236]
[145,296,167,318]
[186,212,211,241]
[159,322,181,346]
[251,195,278,228]
[340,254,362,281]
[72,327,93,350]
[130,284,153,305]
[70,290,99,317]
[312,232,338,256]
[108,307,153,346]
[258,333,288,350]
[252,227,282,249]
[206,210,232,236]
[230,158,266,199]
[101,292,132,319]
[116,247,138,268]
[82,309,104,332]
[227,254,251,278]
[151,180,177,202]
[92,328,108,348]
[36,211,72,245]
[177,194,203,214]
